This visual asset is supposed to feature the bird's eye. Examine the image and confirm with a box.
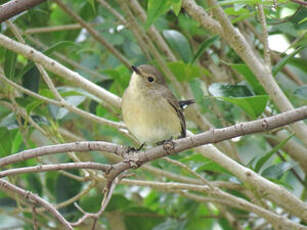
[147,76,154,82]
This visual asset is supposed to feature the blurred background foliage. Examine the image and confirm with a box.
[0,0,306,229]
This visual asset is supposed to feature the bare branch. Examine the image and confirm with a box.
[0,141,124,167]
[182,0,307,147]
[24,23,97,34]
[0,179,73,230]
[0,162,111,177]
[1,106,306,168]
[0,33,121,108]
[257,4,271,67]
[0,0,46,22]
[54,0,131,68]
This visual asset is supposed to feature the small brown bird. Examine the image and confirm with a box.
[121,64,194,145]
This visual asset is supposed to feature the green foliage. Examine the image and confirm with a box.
[254,134,294,172]
[146,0,182,29]
[191,35,219,64]
[0,0,306,229]
[163,30,193,63]
[167,61,208,81]
[231,64,266,95]
[208,83,268,118]
[4,50,17,80]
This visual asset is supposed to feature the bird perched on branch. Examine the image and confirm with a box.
[122,64,194,146]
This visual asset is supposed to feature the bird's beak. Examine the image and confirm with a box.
[131,65,141,75]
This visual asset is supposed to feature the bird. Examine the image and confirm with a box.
[121,64,194,146]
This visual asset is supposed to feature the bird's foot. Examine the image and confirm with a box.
[125,143,145,153]
[156,138,176,154]
[122,143,144,169]
[156,137,173,146]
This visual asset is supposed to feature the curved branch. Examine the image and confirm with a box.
[0,179,73,230]
[1,106,306,221]
[182,0,307,147]
[0,141,124,167]
[54,0,131,68]
[0,0,46,22]
[0,33,121,108]
[0,162,111,177]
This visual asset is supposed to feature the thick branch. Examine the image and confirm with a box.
[0,33,121,108]
[54,0,131,68]
[0,0,46,22]
[0,179,72,230]
[182,0,307,147]
[0,141,124,167]
[107,106,307,178]
[1,106,306,168]
[0,162,111,177]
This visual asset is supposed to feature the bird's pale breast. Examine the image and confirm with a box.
[122,86,181,144]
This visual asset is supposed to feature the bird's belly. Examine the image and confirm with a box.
[122,93,181,144]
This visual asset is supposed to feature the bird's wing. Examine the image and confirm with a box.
[179,99,195,110]
[166,96,186,138]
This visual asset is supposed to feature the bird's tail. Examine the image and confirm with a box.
[179,99,195,110]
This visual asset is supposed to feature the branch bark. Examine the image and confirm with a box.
[0,179,73,230]
[1,106,306,221]
[0,33,121,108]
[0,0,46,22]
[182,0,307,148]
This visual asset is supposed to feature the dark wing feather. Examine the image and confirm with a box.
[179,99,195,110]
[167,98,186,138]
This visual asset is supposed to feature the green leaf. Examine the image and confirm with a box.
[231,12,255,24]
[125,207,165,230]
[22,66,40,93]
[167,61,208,81]
[18,41,77,79]
[298,17,307,24]
[4,50,17,79]
[163,30,193,63]
[0,127,12,156]
[209,82,253,97]
[196,160,231,175]
[209,84,268,118]
[79,188,103,212]
[49,95,85,120]
[87,0,96,13]
[11,131,23,154]
[26,100,44,115]
[293,86,307,100]
[106,194,131,211]
[231,64,266,95]
[255,134,294,172]
[145,0,171,29]
[145,0,182,28]
[152,218,183,230]
[171,0,182,16]
[55,171,82,214]
[26,174,43,196]
[191,35,219,64]
[262,162,296,179]
[272,47,303,76]
[271,22,298,37]
[218,95,268,119]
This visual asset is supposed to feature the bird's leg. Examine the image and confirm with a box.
[156,137,176,154]
[122,143,145,169]
[126,143,145,153]
[156,137,173,146]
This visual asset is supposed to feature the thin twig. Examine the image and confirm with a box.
[0,179,73,230]
[54,0,131,68]
[24,23,97,34]
[163,157,212,186]
[257,4,271,67]
[0,0,47,22]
